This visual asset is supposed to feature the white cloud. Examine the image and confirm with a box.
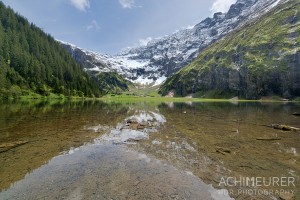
[139,37,152,46]
[70,0,90,11]
[119,0,135,9]
[210,0,237,14]
[87,20,100,31]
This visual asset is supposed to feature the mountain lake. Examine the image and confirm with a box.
[0,100,299,200]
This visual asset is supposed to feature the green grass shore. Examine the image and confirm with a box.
[1,91,300,103]
[99,95,300,103]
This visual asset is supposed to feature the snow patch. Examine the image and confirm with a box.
[154,76,167,86]
[133,77,155,85]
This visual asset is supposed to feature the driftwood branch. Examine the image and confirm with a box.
[0,141,29,153]
[263,124,300,131]
[256,138,281,141]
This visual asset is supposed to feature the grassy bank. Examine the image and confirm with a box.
[1,89,299,103]
[99,95,300,103]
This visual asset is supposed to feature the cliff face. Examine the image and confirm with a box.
[60,42,110,72]
[159,0,300,99]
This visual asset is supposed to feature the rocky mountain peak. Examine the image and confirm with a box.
[61,0,284,85]
[213,12,224,19]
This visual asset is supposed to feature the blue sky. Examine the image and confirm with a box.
[2,0,236,54]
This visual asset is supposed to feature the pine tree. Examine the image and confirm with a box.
[0,2,102,99]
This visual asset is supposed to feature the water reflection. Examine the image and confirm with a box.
[0,144,232,200]
[92,110,166,144]
[0,100,299,200]
[0,100,131,190]
[143,102,300,199]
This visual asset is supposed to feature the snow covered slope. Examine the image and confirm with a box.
[61,0,283,85]
[60,42,166,85]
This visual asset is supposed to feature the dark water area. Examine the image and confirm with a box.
[0,100,299,200]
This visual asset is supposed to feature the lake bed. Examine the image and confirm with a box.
[0,100,299,199]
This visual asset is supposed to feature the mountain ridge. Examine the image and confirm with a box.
[61,0,283,86]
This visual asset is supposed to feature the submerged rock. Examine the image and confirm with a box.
[96,111,167,144]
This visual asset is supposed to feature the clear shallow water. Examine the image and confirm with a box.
[0,100,299,199]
